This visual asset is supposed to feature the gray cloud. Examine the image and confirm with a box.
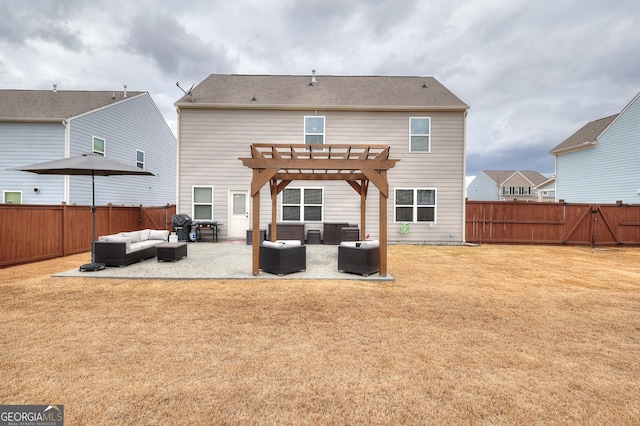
[124,12,235,80]
[0,1,85,50]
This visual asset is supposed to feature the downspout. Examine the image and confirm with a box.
[462,110,468,243]
[175,106,181,214]
[62,119,70,203]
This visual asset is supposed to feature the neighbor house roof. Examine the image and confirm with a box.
[482,170,548,186]
[175,74,469,110]
[549,114,618,155]
[0,89,145,122]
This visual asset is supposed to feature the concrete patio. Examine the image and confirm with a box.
[54,240,394,281]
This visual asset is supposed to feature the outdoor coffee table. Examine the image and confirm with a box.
[157,242,188,262]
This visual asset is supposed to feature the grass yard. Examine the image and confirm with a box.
[1,245,639,425]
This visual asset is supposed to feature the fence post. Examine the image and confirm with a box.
[62,202,67,257]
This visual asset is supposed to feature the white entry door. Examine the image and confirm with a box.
[228,190,249,239]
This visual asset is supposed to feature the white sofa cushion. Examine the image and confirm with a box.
[149,229,169,241]
[262,241,285,248]
[340,241,358,248]
[275,240,302,246]
[127,243,145,253]
[340,240,379,249]
[120,231,140,243]
[136,240,159,250]
[138,229,151,241]
[104,235,132,252]
[359,240,379,249]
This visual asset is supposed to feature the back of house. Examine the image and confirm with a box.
[175,73,469,243]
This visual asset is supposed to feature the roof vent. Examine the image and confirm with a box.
[53,84,57,93]
[309,69,318,86]
[422,81,428,88]
[251,94,257,101]
[123,85,127,98]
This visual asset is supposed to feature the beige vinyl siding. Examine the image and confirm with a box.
[178,108,465,242]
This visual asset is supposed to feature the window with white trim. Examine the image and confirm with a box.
[136,150,145,169]
[282,187,323,222]
[395,188,436,222]
[304,116,325,146]
[409,117,431,152]
[192,186,213,221]
[502,186,531,195]
[92,136,105,156]
[3,191,22,204]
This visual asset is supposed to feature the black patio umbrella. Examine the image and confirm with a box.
[11,153,155,271]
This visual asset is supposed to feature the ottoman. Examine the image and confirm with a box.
[157,242,188,262]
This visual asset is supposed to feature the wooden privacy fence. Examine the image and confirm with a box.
[466,200,640,246]
[0,203,176,267]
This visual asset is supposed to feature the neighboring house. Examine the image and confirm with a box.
[467,170,551,201]
[533,175,556,202]
[1,88,176,206]
[550,91,640,204]
[175,73,469,243]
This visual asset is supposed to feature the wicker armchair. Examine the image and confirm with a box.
[338,240,380,276]
[259,240,306,275]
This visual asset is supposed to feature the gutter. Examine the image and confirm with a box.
[174,102,470,113]
[550,141,596,156]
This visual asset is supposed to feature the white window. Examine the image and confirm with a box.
[192,186,213,221]
[282,187,323,222]
[136,150,145,169]
[304,116,325,146]
[92,136,105,156]
[409,117,431,152]
[395,188,436,223]
[3,191,22,204]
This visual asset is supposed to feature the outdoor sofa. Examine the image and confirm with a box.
[93,229,169,267]
[338,240,380,276]
[259,240,306,275]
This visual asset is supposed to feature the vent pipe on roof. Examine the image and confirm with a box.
[123,85,128,98]
[53,84,57,93]
[311,69,317,83]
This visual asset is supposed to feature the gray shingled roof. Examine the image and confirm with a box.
[0,89,144,121]
[482,170,548,186]
[549,114,618,154]
[176,74,469,109]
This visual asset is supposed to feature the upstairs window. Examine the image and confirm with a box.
[395,188,436,223]
[282,187,323,222]
[92,136,105,156]
[304,116,325,146]
[410,117,431,152]
[136,150,145,169]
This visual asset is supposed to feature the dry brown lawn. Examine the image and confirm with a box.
[1,245,639,425]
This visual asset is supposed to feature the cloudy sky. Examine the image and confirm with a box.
[2,0,639,177]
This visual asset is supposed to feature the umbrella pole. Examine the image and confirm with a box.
[92,171,96,262]
[80,171,105,271]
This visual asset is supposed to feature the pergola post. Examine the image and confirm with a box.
[252,170,261,275]
[360,180,367,240]
[379,171,388,276]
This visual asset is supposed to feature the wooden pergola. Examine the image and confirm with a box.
[239,143,400,276]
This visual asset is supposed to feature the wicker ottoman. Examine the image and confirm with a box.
[157,242,188,262]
